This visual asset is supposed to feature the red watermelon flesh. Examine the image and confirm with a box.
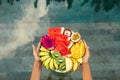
[48,27,63,35]
[54,43,71,56]
[55,39,70,47]
[49,34,69,41]
[48,27,71,56]
[55,34,68,41]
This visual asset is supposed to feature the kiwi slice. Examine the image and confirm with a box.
[59,63,66,71]
[56,57,65,65]
[51,52,61,59]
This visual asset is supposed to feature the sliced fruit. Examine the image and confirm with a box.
[54,43,70,56]
[39,52,49,57]
[71,41,85,59]
[71,58,79,71]
[77,58,83,64]
[63,29,72,37]
[57,34,68,40]
[53,59,58,69]
[55,39,71,47]
[40,56,50,62]
[71,32,81,42]
[49,59,54,70]
[41,35,55,49]
[79,41,86,57]
[56,56,65,65]
[50,34,69,42]
[59,62,66,71]
[48,27,64,35]
[64,57,73,72]
[51,52,61,59]
[40,46,50,53]
[43,57,51,69]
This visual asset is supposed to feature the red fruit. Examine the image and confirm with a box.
[55,39,70,47]
[54,43,70,56]
[49,34,69,41]
[48,27,64,35]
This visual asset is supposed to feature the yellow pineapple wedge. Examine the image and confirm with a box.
[79,41,85,58]
[39,52,49,57]
[71,41,85,59]
[49,59,54,70]
[71,58,79,71]
[64,57,73,72]
[43,57,51,69]
[40,46,50,53]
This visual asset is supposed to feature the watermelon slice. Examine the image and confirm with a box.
[54,43,70,56]
[48,27,64,35]
[49,34,69,41]
[55,39,70,47]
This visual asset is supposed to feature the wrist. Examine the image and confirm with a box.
[34,59,40,63]
[81,62,89,67]
[34,57,40,62]
[34,60,42,66]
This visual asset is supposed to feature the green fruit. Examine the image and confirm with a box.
[53,59,58,69]
[43,57,51,69]
[39,52,49,57]
[56,57,65,65]
[40,56,50,62]
[40,46,50,53]
[51,52,61,58]
[59,63,66,71]
[49,59,54,70]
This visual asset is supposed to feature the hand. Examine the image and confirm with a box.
[32,41,41,62]
[82,40,90,63]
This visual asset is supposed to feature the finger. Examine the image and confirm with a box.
[83,40,89,49]
[83,40,87,47]
[32,45,36,52]
[37,41,41,53]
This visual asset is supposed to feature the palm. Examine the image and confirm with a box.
[32,41,41,61]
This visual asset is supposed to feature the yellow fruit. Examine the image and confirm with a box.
[40,56,50,62]
[49,59,54,70]
[64,57,73,72]
[71,41,85,59]
[40,46,50,53]
[77,58,83,64]
[79,41,85,57]
[39,52,49,57]
[53,59,58,70]
[43,57,51,69]
[71,58,79,71]
[71,32,81,42]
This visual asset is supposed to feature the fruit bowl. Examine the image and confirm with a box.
[39,27,86,73]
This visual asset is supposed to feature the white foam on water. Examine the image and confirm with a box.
[0,0,49,59]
